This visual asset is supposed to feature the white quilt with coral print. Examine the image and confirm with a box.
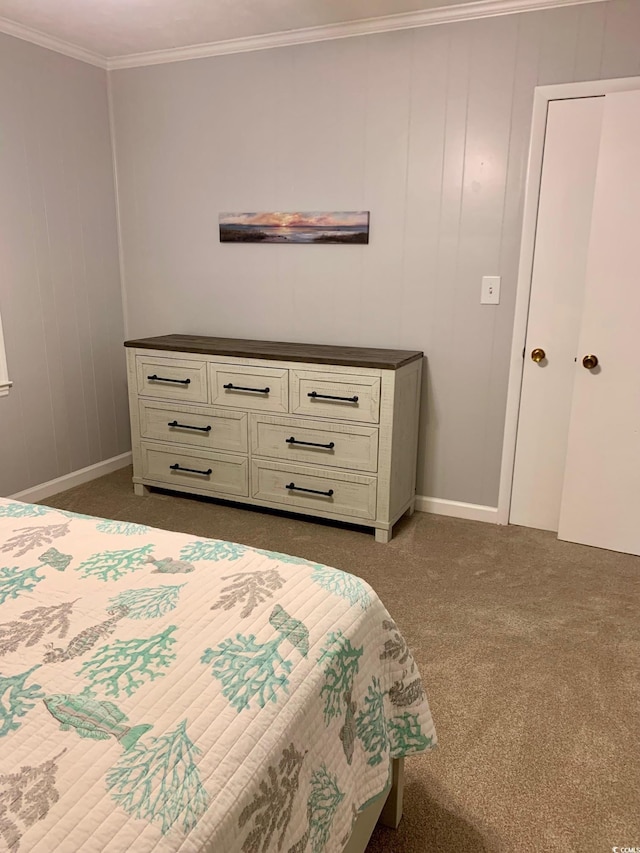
[0,498,436,853]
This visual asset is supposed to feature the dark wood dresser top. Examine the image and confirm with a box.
[124,334,423,370]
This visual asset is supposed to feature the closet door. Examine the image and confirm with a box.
[509,97,604,531]
[558,90,640,556]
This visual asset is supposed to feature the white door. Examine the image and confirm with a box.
[510,97,604,530]
[557,90,640,556]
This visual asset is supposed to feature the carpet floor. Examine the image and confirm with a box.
[42,467,640,853]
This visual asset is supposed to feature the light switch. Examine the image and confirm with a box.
[481,275,501,305]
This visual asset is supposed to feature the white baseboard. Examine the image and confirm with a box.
[415,495,499,524]
[10,451,132,504]
[8,460,500,523]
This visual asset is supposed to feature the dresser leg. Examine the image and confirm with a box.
[374,527,391,544]
[406,502,415,518]
[133,483,150,497]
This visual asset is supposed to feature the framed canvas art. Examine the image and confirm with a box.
[219,211,369,244]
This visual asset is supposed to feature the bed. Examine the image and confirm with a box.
[0,497,436,852]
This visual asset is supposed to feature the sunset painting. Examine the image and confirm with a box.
[219,211,370,244]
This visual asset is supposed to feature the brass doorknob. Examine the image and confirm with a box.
[582,354,598,370]
[531,348,546,363]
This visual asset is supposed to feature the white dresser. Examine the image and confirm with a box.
[125,335,423,543]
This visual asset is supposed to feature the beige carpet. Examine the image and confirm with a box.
[43,467,640,853]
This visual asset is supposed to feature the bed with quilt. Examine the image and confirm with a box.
[0,497,436,853]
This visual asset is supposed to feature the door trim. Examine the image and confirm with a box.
[497,76,640,525]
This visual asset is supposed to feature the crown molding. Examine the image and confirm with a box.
[107,0,606,70]
[0,0,607,71]
[0,15,107,68]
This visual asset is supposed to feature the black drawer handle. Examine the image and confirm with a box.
[285,482,334,497]
[286,436,335,450]
[308,391,358,404]
[168,420,212,433]
[223,383,270,394]
[148,374,191,385]
[169,463,212,476]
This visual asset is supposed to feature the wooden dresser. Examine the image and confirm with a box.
[124,335,423,543]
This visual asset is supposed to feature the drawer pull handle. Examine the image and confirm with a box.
[223,383,270,394]
[285,482,334,498]
[286,436,335,450]
[169,463,212,476]
[168,420,212,433]
[308,391,359,404]
[148,374,191,385]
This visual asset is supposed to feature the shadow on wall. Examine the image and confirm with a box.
[419,357,438,499]
[368,771,494,853]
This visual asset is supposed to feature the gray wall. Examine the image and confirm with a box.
[110,0,640,507]
[0,34,129,496]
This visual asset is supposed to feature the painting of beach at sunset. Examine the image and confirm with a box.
[219,211,370,244]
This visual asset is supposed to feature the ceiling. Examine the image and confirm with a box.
[0,0,600,64]
[0,0,484,58]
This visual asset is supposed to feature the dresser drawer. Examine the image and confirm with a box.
[140,442,248,497]
[139,401,247,453]
[290,370,381,424]
[137,356,208,403]
[251,459,377,520]
[251,414,378,473]
[209,364,288,413]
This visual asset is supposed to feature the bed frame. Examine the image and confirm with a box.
[342,758,404,853]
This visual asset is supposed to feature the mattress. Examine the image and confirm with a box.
[0,498,436,852]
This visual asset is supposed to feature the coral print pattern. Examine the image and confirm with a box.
[0,497,435,852]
